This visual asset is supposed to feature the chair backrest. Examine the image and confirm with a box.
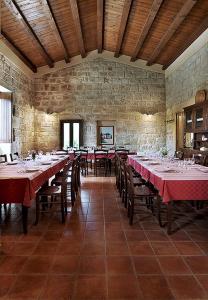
[62,160,73,177]
[74,149,88,159]
[193,153,205,165]
[0,154,7,163]
[120,157,127,184]
[125,165,134,197]
[10,152,19,161]
[71,156,80,190]
[94,149,108,159]
[203,155,208,167]
[175,151,184,160]
[115,149,129,160]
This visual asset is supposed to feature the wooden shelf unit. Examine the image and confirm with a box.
[184,101,208,151]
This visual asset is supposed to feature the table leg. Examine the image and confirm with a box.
[167,201,173,235]
[22,205,28,234]
[41,181,49,210]
[108,159,111,175]
[156,195,163,227]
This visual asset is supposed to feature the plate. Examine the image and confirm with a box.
[155,168,179,173]
[148,162,160,166]
[41,162,52,165]
[140,158,149,161]
[26,168,40,172]
[51,158,59,161]
[198,168,208,173]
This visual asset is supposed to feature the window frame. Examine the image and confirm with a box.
[0,92,13,144]
[60,119,83,149]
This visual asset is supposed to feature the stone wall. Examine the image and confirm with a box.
[34,58,166,152]
[0,53,35,155]
[166,43,208,154]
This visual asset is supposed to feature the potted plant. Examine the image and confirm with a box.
[160,146,168,157]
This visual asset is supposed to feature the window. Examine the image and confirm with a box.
[60,120,83,149]
[0,95,12,143]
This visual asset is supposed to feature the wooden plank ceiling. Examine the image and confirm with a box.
[1,0,208,73]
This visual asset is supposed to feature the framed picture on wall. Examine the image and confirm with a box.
[98,126,114,145]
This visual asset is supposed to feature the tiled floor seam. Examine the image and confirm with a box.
[103,180,109,300]
[120,193,146,300]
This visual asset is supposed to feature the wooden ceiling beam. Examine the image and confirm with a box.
[114,0,132,58]
[10,0,54,68]
[97,0,104,53]
[163,15,208,70]
[0,31,37,73]
[147,0,198,66]
[41,0,70,63]
[131,0,163,62]
[69,0,86,58]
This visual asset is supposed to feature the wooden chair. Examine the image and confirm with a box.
[203,155,208,167]
[115,149,129,161]
[74,149,88,176]
[10,152,19,161]
[51,157,80,208]
[35,162,70,225]
[115,153,121,190]
[126,165,156,225]
[174,150,184,160]
[119,158,144,208]
[193,153,205,165]
[0,154,7,163]
[94,149,108,176]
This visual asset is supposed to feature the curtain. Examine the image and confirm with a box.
[0,98,12,143]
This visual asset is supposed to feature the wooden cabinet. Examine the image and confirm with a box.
[184,102,208,132]
[184,101,208,150]
[184,109,193,132]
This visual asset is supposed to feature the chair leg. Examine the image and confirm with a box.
[64,187,67,215]
[105,160,108,176]
[65,192,68,214]
[167,201,173,235]
[71,186,75,206]
[109,159,111,175]
[129,199,134,225]
[121,189,124,203]
[127,201,130,218]
[156,195,163,227]
[124,190,128,208]
[95,162,97,176]
[22,205,28,234]
[35,195,40,225]
[61,195,65,224]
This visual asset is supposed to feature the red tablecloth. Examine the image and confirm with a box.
[69,151,135,160]
[0,157,68,207]
[128,155,208,203]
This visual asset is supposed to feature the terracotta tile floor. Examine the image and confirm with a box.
[1,174,208,299]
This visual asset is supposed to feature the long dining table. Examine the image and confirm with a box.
[0,155,69,233]
[128,155,208,233]
[67,150,131,160]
